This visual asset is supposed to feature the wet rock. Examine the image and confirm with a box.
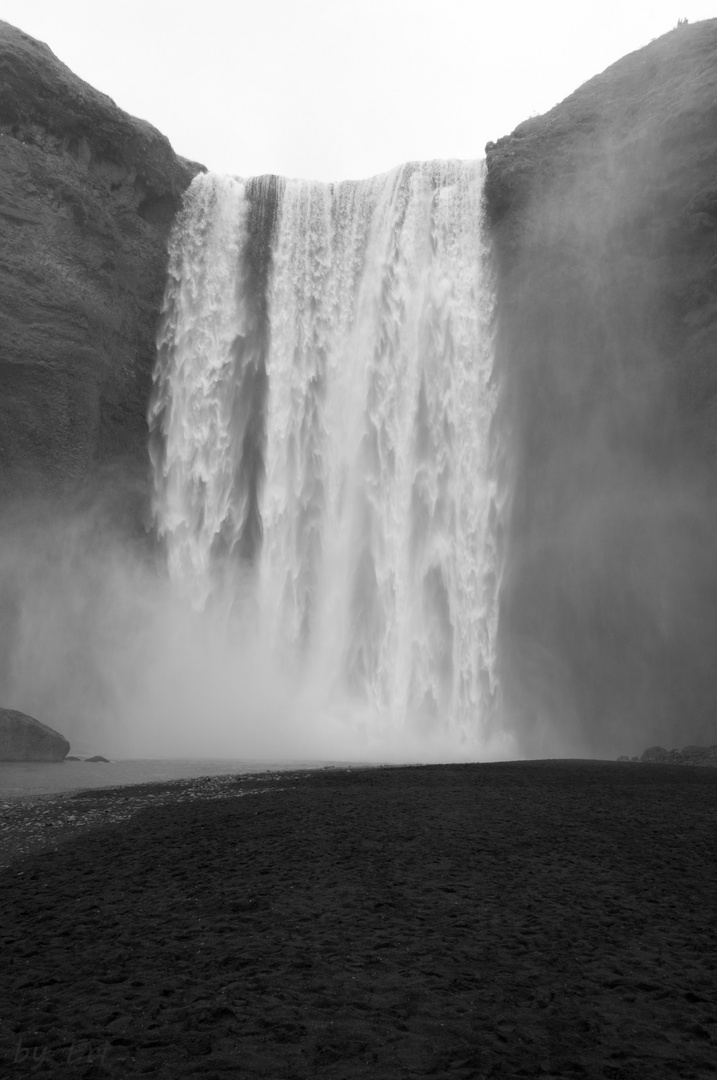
[0,707,70,761]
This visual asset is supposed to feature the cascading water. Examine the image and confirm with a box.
[150,161,501,756]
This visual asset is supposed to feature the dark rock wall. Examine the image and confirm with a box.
[0,21,203,513]
[486,21,717,756]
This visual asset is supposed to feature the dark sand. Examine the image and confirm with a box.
[1,761,716,1079]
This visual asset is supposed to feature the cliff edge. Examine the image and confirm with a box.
[485,20,717,756]
[0,22,203,507]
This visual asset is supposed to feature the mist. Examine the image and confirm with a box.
[0,492,516,765]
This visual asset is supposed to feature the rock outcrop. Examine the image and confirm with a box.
[0,707,70,760]
[486,21,717,757]
[0,22,203,510]
[640,745,717,766]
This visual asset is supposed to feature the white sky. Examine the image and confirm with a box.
[3,0,715,181]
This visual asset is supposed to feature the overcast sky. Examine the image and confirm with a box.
[3,1,715,181]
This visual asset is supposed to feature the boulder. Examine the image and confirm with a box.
[641,746,669,763]
[0,707,70,761]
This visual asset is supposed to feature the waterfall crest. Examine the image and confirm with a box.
[150,161,500,753]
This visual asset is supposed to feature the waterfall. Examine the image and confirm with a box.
[150,161,499,754]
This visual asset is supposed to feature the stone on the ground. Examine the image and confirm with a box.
[0,708,70,761]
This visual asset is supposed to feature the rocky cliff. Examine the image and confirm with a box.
[0,22,203,512]
[485,20,717,756]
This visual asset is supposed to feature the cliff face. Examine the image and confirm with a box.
[0,22,203,509]
[486,21,717,756]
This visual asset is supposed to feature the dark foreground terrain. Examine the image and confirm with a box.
[1,761,716,1079]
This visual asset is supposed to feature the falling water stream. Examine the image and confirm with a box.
[149,161,500,754]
